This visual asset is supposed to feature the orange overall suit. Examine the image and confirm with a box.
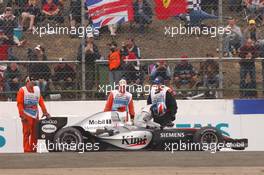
[17,85,48,152]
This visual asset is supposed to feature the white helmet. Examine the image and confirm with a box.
[119,79,127,93]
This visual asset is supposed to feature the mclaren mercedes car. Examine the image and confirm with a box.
[37,108,248,152]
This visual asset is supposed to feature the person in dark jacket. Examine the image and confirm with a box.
[151,60,171,82]
[133,0,152,33]
[28,58,52,97]
[0,7,25,46]
[77,33,100,93]
[53,58,76,90]
[53,58,76,98]
[239,38,258,97]
[147,76,177,127]
[21,0,41,31]
[173,57,198,91]
[4,62,21,100]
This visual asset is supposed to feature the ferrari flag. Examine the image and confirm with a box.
[155,0,188,20]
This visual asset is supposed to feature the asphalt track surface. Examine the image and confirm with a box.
[1,152,264,175]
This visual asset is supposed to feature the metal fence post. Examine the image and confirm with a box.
[81,0,86,100]
[218,0,224,98]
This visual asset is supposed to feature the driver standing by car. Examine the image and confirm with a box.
[17,76,50,153]
[147,76,177,127]
[104,79,135,122]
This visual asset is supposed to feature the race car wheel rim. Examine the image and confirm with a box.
[200,132,218,144]
[61,132,78,145]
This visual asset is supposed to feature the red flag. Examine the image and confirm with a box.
[155,0,188,20]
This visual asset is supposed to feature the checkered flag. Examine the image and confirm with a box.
[187,0,201,11]
[185,0,202,22]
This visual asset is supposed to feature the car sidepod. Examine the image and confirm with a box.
[96,130,153,150]
[149,129,197,151]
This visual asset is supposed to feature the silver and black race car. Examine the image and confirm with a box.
[37,108,248,152]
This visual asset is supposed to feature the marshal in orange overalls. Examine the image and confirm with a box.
[17,78,49,152]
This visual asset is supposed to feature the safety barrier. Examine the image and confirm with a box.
[0,99,263,152]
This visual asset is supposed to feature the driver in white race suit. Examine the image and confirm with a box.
[147,76,178,127]
[104,79,135,122]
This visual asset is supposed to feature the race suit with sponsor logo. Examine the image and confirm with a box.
[147,85,177,125]
[104,90,135,119]
[17,85,47,152]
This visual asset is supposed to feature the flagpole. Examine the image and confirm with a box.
[218,0,224,98]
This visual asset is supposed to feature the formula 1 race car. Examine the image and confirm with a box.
[37,108,248,152]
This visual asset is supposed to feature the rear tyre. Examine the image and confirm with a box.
[193,127,224,152]
[53,127,83,152]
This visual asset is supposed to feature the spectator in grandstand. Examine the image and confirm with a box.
[223,18,243,57]
[20,0,41,32]
[120,41,129,59]
[244,0,264,23]
[42,0,64,23]
[4,61,21,100]
[28,55,52,97]
[126,38,141,61]
[7,0,27,17]
[199,56,219,86]
[173,56,198,95]
[238,38,258,98]
[122,39,140,65]
[196,54,220,99]
[108,24,118,38]
[121,62,139,84]
[28,45,47,61]
[150,60,171,83]
[244,19,260,42]
[0,7,25,46]
[0,29,10,60]
[69,0,81,37]
[53,58,76,98]
[108,41,121,86]
[121,38,142,83]
[77,33,100,93]
[34,45,47,60]
[133,0,153,33]
[0,0,5,10]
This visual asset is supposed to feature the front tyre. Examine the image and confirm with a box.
[193,127,224,152]
[53,127,83,152]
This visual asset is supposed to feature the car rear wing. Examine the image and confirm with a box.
[37,117,68,140]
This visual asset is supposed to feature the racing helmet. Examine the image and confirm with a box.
[150,102,166,117]
[118,78,127,93]
[153,76,164,85]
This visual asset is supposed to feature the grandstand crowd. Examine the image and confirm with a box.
[0,0,264,101]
